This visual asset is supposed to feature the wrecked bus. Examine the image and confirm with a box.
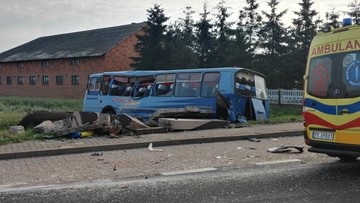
[303,18,360,161]
[83,67,269,124]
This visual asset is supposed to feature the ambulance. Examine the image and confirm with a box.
[303,18,360,161]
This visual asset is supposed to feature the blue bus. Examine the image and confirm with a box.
[83,67,269,124]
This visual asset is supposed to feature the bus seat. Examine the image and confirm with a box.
[156,84,169,96]
[123,86,133,96]
[135,87,147,97]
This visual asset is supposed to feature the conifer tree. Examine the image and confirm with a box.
[131,4,169,70]
[195,3,214,68]
[348,0,360,22]
[242,0,262,56]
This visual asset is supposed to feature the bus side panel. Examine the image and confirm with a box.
[118,96,217,121]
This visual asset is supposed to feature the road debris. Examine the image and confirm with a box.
[267,145,304,153]
[91,152,103,156]
[248,137,260,142]
[148,143,164,152]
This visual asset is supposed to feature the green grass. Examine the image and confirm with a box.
[0,96,82,144]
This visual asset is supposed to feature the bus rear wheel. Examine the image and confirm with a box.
[337,155,358,162]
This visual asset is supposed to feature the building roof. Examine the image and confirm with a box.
[0,22,146,62]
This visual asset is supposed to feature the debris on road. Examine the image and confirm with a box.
[248,137,260,142]
[91,152,103,156]
[267,145,304,153]
[148,143,164,152]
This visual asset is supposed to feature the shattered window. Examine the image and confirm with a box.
[154,74,175,96]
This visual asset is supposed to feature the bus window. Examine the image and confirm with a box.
[109,76,128,96]
[133,76,154,97]
[87,77,101,95]
[175,73,201,97]
[154,74,175,96]
[235,72,255,96]
[101,76,111,95]
[122,77,136,96]
[201,72,220,97]
[254,75,267,99]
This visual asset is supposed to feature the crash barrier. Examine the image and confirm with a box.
[267,89,303,105]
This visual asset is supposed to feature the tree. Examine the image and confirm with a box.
[242,0,262,56]
[211,0,235,66]
[291,0,321,59]
[259,0,287,56]
[227,10,252,68]
[180,6,197,49]
[195,3,215,68]
[256,0,288,88]
[348,0,360,22]
[326,8,340,29]
[165,8,199,69]
[131,4,169,70]
[285,0,321,89]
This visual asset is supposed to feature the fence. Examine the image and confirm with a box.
[266,89,303,105]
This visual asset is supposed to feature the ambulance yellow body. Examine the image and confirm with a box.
[303,18,360,161]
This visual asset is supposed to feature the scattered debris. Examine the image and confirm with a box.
[91,152,103,156]
[9,125,25,135]
[271,138,278,141]
[158,118,229,131]
[267,145,304,153]
[248,137,260,142]
[247,155,258,158]
[216,156,222,159]
[19,110,72,128]
[148,143,163,152]
[34,121,55,133]
[237,147,242,150]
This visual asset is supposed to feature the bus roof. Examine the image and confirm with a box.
[90,67,265,78]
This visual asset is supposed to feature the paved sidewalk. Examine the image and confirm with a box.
[0,122,303,160]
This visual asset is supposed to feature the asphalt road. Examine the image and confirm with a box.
[1,135,360,202]
[1,160,360,203]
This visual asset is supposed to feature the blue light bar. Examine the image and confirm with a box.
[343,18,353,26]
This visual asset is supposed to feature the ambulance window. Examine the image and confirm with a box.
[307,56,333,98]
[342,52,360,98]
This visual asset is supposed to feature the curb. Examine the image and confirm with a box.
[0,130,303,160]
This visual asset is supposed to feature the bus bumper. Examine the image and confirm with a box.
[305,137,360,157]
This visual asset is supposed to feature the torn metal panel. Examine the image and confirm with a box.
[158,118,230,131]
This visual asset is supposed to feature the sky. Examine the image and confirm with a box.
[0,0,354,53]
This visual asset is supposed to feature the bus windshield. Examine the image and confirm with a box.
[307,51,360,99]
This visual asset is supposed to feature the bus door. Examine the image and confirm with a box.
[83,76,102,112]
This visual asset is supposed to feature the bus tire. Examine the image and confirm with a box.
[338,155,358,162]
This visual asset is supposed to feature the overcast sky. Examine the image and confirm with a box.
[0,0,353,53]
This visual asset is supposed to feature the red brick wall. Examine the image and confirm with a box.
[104,29,142,71]
[0,30,142,99]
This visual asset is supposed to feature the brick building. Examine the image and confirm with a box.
[0,22,146,98]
